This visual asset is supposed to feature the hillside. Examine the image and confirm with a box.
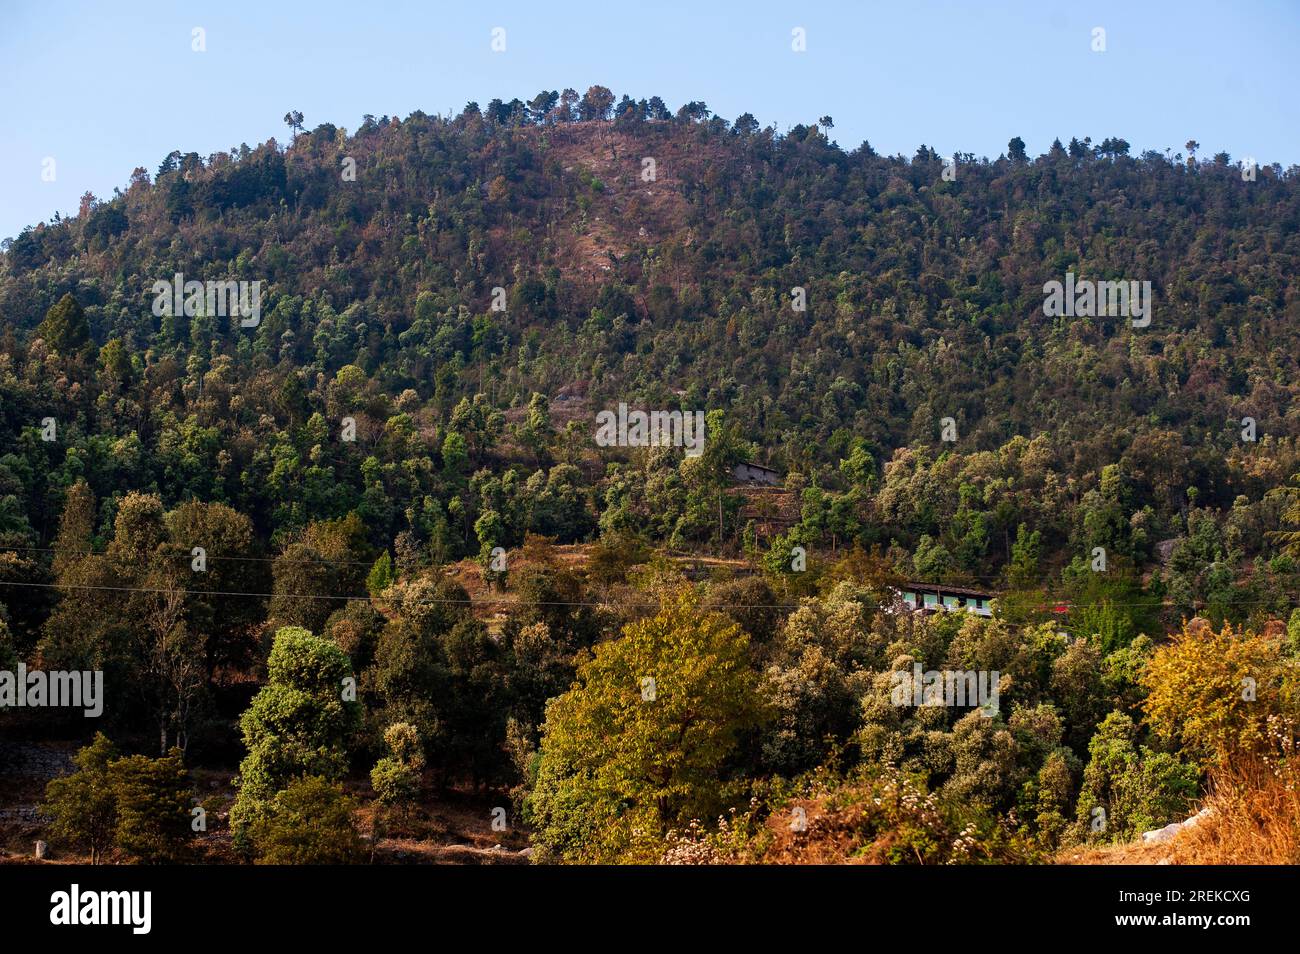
[2,91,1299,870]
[4,99,1300,588]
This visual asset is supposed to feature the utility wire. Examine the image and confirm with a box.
[0,577,1277,613]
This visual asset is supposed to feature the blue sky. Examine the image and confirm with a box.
[2,0,1298,242]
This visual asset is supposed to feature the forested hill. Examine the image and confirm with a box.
[3,91,1300,607]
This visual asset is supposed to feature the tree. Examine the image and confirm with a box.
[525,589,765,862]
[109,749,194,863]
[579,85,615,122]
[367,551,395,597]
[137,579,207,755]
[1095,137,1130,158]
[371,572,509,785]
[283,110,305,141]
[528,90,559,123]
[732,113,759,137]
[37,292,90,355]
[558,88,579,122]
[1142,620,1296,770]
[229,626,361,849]
[323,599,386,672]
[42,731,194,864]
[1007,523,1041,588]
[1007,136,1028,163]
[248,776,365,864]
[51,481,96,575]
[1073,711,1198,843]
[98,338,134,391]
[268,542,339,633]
[675,101,710,123]
[370,722,424,811]
[1270,476,1300,559]
[521,392,554,464]
[42,733,119,864]
[164,500,263,673]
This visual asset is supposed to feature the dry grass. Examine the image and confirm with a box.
[1166,755,1300,865]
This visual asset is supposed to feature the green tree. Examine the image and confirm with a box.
[37,292,90,354]
[370,722,424,810]
[109,749,194,863]
[526,589,765,862]
[41,733,119,864]
[521,392,554,463]
[230,626,360,850]
[1073,711,1198,843]
[579,85,615,122]
[367,551,395,597]
[1007,523,1041,588]
[283,109,305,141]
[164,500,264,674]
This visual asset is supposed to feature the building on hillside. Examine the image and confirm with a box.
[731,461,783,487]
[894,581,995,617]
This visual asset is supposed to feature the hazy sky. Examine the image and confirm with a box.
[2,0,1298,241]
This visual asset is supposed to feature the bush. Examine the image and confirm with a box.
[370,722,424,808]
[249,776,365,864]
[750,766,1040,865]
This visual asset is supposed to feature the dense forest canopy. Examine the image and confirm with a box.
[3,90,1299,600]
[0,95,1297,643]
[3,87,1300,869]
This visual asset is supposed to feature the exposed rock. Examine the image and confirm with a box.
[1154,538,1178,564]
[1142,806,1215,844]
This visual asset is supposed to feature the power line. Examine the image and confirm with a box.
[0,544,376,567]
[0,577,1288,614]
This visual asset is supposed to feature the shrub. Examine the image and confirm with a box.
[370,722,424,809]
[249,776,365,864]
